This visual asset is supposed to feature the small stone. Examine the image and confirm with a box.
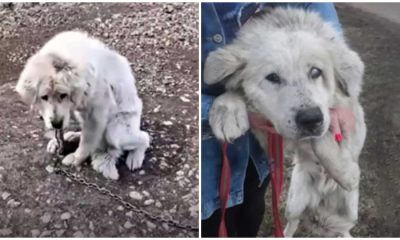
[162,223,169,230]
[162,121,173,126]
[169,205,177,213]
[54,224,62,229]
[129,191,143,200]
[60,212,71,220]
[73,231,84,237]
[40,230,52,237]
[31,229,40,237]
[108,210,113,216]
[117,205,124,211]
[142,191,150,197]
[146,221,156,229]
[55,230,65,237]
[24,208,31,214]
[176,170,184,176]
[180,96,190,102]
[112,13,121,19]
[1,192,10,200]
[124,221,133,229]
[45,165,54,173]
[139,170,145,175]
[155,201,162,208]
[41,212,51,223]
[144,199,154,205]
[0,229,12,236]
[125,211,133,218]
[7,199,21,208]
[165,5,174,13]
[89,221,94,231]
[153,105,161,113]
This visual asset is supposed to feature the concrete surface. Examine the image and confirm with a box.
[0,3,198,237]
[260,3,400,237]
[348,2,400,24]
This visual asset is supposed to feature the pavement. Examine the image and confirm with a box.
[260,3,400,237]
[0,3,198,237]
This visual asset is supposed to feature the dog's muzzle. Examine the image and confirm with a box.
[51,119,63,129]
[295,107,324,137]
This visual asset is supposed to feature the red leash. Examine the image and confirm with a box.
[218,142,231,237]
[218,113,284,237]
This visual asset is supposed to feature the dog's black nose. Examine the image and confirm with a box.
[295,107,323,132]
[51,120,63,129]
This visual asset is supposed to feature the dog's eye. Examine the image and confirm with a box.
[265,73,281,84]
[310,67,322,79]
[41,95,48,101]
[60,93,68,100]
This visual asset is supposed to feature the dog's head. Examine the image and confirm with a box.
[16,53,88,130]
[204,8,364,140]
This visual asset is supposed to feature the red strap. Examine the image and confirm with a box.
[267,132,284,237]
[218,116,285,237]
[249,113,284,237]
[219,142,231,237]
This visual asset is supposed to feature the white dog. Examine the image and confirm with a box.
[204,8,366,237]
[16,31,150,180]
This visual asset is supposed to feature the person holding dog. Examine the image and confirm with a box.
[201,3,344,237]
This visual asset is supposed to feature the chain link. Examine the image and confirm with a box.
[51,130,198,233]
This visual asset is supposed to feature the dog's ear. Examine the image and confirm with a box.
[332,44,364,98]
[15,60,41,107]
[203,46,246,89]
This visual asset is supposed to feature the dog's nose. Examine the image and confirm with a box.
[295,107,323,132]
[51,120,63,129]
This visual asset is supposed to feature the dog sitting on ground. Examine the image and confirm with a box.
[16,31,150,180]
[204,7,366,237]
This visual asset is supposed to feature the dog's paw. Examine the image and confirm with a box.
[62,153,76,166]
[64,131,81,142]
[209,92,249,142]
[126,150,145,171]
[91,153,119,180]
[62,153,85,167]
[46,138,59,154]
[311,135,360,191]
[338,165,360,191]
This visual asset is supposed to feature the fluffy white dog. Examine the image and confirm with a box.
[204,8,366,237]
[16,31,150,180]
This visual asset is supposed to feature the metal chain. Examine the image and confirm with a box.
[51,130,198,232]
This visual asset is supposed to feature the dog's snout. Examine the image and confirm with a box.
[51,119,63,129]
[295,107,323,132]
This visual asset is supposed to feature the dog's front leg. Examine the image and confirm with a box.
[311,134,360,191]
[62,106,108,167]
[284,159,312,237]
[209,92,249,142]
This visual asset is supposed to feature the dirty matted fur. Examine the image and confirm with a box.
[16,31,150,180]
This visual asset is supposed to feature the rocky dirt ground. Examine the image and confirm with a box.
[260,3,400,237]
[0,3,198,237]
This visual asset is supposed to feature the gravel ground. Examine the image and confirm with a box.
[260,3,400,237]
[0,3,198,237]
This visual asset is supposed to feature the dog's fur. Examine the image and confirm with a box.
[204,8,366,237]
[16,31,150,180]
